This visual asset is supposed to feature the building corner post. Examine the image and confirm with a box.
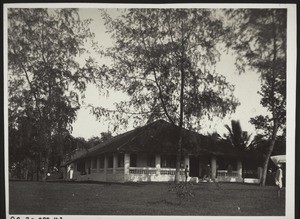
[124,153,130,182]
[113,153,118,174]
[155,154,161,175]
[124,153,130,175]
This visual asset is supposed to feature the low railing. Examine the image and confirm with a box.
[86,167,186,175]
[98,168,105,173]
[116,168,124,174]
[129,167,156,175]
[217,170,239,177]
[106,168,113,174]
[160,168,185,175]
[128,167,185,175]
[88,168,124,174]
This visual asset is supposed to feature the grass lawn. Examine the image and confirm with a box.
[9,180,285,216]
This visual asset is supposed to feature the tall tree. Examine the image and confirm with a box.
[8,8,95,180]
[225,9,286,186]
[93,9,239,182]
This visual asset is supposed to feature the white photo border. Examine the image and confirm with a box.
[3,3,297,219]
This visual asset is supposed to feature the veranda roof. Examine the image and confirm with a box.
[270,155,286,165]
[65,120,254,165]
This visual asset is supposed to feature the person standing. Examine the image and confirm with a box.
[207,164,211,181]
[275,164,283,198]
[184,165,189,182]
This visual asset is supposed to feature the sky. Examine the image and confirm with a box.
[71,8,269,140]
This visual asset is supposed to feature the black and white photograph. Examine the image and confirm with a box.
[3,3,297,218]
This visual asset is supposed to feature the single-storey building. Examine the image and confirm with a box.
[61,120,261,183]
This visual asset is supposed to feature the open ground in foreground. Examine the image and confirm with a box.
[9,180,285,216]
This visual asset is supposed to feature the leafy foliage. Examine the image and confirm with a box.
[224,9,286,134]
[86,132,113,148]
[8,8,95,178]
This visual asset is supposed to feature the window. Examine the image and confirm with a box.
[130,154,137,167]
[108,155,113,168]
[118,154,124,167]
[147,154,155,167]
[99,156,104,169]
[161,155,176,168]
[92,158,97,169]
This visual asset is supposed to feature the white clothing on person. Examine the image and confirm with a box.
[275,168,283,188]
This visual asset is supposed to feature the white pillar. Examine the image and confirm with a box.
[113,154,118,174]
[258,167,263,181]
[96,157,100,172]
[155,154,161,175]
[66,165,70,180]
[184,155,190,168]
[124,153,130,175]
[85,160,89,174]
[70,163,74,179]
[211,156,217,180]
[104,155,108,174]
[237,160,243,179]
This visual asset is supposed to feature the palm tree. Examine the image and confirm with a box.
[224,120,251,151]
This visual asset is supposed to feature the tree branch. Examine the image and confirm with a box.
[152,69,175,125]
[138,20,175,125]
[125,75,156,84]
[15,52,43,120]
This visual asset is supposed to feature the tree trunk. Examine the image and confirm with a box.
[36,161,40,181]
[174,35,186,182]
[175,129,183,182]
[260,121,279,186]
[41,137,51,182]
[260,138,276,186]
[42,154,49,182]
[25,168,28,180]
[260,13,281,187]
